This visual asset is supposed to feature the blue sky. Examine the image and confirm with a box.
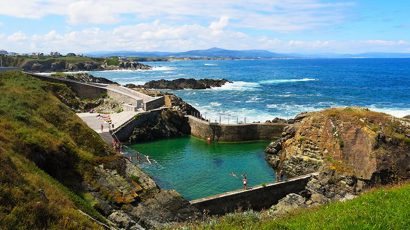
[0,0,409,53]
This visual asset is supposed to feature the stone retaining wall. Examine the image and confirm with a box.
[190,174,313,215]
[188,115,286,142]
[145,97,165,111]
[29,73,108,99]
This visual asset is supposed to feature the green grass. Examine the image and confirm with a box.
[0,71,119,229]
[178,182,410,229]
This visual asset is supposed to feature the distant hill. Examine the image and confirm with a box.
[172,47,287,58]
[86,47,290,59]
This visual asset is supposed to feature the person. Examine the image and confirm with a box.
[207,136,211,144]
[112,123,115,129]
[100,123,104,132]
[280,170,285,181]
[242,175,248,190]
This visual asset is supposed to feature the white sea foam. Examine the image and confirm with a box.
[368,106,410,118]
[152,66,176,71]
[245,96,262,103]
[210,102,222,107]
[199,107,277,123]
[210,81,260,91]
[204,63,218,66]
[259,78,317,84]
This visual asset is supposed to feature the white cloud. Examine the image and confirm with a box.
[7,31,27,42]
[364,40,408,46]
[209,16,229,31]
[1,20,408,54]
[0,0,352,32]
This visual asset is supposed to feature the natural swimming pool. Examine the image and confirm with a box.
[127,137,276,200]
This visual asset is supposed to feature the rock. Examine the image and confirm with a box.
[130,190,200,228]
[270,117,288,123]
[108,211,143,230]
[269,107,410,182]
[340,194,356,202]
[138,78,231,90]
[128,109,191,143]
[266,107,410,209]
[269,193,306,216]
[310,193,328,205]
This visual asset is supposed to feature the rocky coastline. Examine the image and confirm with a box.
[264,107,410,213]
[21,59,151,72]
[127,78,231,90]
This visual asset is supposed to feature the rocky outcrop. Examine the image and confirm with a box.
[128,190,200,228]
[164,93,201,117]
[266,107,410,204]
[128,109,191,143]
[138,78,231,90]
[268,193,307,217]
[88,158,200,229]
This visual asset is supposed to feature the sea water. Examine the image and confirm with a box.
[91,58,410,122]
[129,137,274,200]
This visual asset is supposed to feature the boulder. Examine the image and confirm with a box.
[108,211,143,230]
[129,190,200,228]
[269,193,306,216]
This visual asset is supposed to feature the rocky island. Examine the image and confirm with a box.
[127,78,231,90]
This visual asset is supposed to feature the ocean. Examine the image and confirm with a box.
[91,58,410,123]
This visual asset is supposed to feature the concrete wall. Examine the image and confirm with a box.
[145,97,165,111]
[107,90,143,107]
[190,174,313,215]
[188,115,286,142]
[113,109,164,142]
[29,73,108,99]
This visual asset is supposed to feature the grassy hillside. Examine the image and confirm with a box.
[175,182,410,229]
[0,71,117,229]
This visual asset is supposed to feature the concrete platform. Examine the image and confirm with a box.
[77,111,138,144]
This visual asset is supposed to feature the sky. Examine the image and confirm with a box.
[0,0,409,54]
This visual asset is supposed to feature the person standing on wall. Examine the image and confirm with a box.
[242,174,248,190]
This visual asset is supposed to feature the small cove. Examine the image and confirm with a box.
[127,137,276,200]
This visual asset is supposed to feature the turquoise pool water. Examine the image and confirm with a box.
[128,137,276,200]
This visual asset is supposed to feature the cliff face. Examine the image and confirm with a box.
[267,107,410,184]
[266,108,410,204]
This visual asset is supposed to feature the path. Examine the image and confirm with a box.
[77,111,138,144]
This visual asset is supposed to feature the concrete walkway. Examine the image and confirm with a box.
[77,111,138,144]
